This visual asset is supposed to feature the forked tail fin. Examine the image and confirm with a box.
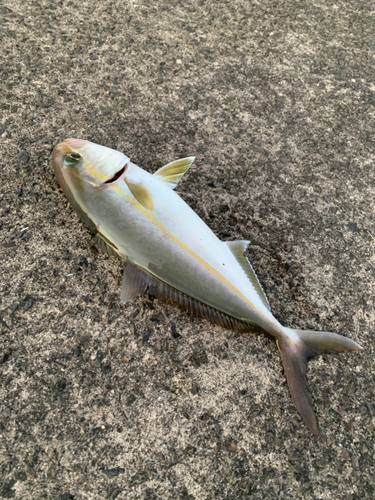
[278,328,363,439]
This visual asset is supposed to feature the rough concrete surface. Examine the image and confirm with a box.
[0,0,374,498]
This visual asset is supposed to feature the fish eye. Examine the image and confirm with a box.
[63,153,82,165]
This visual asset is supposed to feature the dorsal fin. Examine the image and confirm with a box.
[224,240,271,311]
[93,233,120,258]
[154,157,195,189]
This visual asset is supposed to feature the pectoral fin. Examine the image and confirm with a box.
[124,178,155,211]
[154,157,195,189]
[224,240,271,311]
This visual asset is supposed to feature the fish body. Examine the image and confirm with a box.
[52,139,362,439]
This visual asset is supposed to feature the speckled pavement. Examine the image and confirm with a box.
[1,0,374,499]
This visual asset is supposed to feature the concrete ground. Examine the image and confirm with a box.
[1,0,374,498]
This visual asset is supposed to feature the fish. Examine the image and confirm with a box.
[52,138,362,439]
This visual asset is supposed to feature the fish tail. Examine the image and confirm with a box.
[277,328,362,439]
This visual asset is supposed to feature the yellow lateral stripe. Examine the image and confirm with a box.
[110,184,264,318]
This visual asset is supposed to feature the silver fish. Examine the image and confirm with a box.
[52,138,362,439]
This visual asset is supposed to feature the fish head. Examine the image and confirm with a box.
[52,139,130,193]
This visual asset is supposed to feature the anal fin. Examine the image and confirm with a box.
[121,263,152,302]
[121,262,253,333]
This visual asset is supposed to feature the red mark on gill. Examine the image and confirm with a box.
[104,164,127,184]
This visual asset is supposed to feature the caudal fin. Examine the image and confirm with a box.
[278,328,362,439]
